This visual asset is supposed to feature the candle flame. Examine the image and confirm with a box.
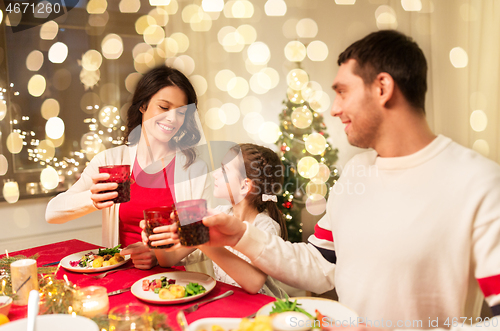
[63,274,70,285]
[4,250,8,258]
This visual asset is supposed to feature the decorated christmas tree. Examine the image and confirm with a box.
[276,65,339,243]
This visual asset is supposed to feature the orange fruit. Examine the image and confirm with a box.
[0,313,10,325]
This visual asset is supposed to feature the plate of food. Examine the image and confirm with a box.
[131,271,215,304]
[60,245,130,273]
[257,297,358,327]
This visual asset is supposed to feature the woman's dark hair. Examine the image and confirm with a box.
[124,66,201,169]
[231,143,288,241]
[338,30,427,113]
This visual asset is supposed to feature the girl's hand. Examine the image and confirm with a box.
[120,242,157,269]
[90,173,118,209]
[140,220,180,249]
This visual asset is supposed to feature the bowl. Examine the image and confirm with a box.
[0,296,12,316]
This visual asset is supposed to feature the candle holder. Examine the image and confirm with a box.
[10,259,39,305]
[73,286,109,318]
[108,303,151,331]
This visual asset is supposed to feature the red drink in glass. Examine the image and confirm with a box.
[175,199,210,246]
[144,206,175,249]
[98,165,131,204]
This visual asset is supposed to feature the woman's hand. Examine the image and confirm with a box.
[140,220,180,250]
[90,173,118,209]
[120,242,157,269]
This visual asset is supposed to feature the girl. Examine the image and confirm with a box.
[143,143,288,297]
[46,66,212,269]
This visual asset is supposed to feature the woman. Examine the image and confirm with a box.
[45,66,212,269]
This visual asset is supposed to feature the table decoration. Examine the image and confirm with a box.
[10,259,39,305]
[108,303,151,331]
[73,286,109,317]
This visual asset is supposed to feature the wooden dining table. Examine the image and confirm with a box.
[1,239,276,330]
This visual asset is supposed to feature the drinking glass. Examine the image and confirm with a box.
[175,199,210,246]
[144,206,175,249]
[98,165,131,203]
[108,303,151,331]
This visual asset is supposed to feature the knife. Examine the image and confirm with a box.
[107,287,131,296]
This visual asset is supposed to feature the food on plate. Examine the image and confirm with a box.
[200,316,272,331]
[270,297,314,319]
[142,276,206,300]
[69,245,124,268]
[269,298,334,329]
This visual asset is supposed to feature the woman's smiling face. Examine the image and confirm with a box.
[141,85,188,144]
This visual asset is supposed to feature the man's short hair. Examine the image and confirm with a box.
[338,30,427,113]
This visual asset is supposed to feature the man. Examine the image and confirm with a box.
[203,30,500,330]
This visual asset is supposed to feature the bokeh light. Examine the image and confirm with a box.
[240,96,262,114]
[135,15,156,35]
[312,163,331,183]
[205,108,225,130]
[172,55,195,76]
[3,181,19,204]
[144,25,165,45]
[40,21,59,40]
[305,133,327,155]
[38,140,56,161]
[284,41,306,62]
[0,154,8,176]
[89,12,109,27]
[215,69,236,92]
[265,0,287,16]
[202,0,224,12]
[119,0,141,13]
[335,0,356,3]
[28,74,46,97]
[219,103,240,125]
[469,110,488,132]
[301,81,323,101]
[190,75,208,96]
[375,5,398,29]
[45,117,65,139]
[102,34,124,59]
[53,68,72,91]
[82,50,103,71]
[296,18,318,38]
[0,102,6,121]
[306,194,326,215]
[149,7,169,25]
[250,72,271,94]
[243,112,265,134]
[170,33,189,53]
[40,166,59,190]
[307,41,329,61]
[287,69,309,90]
[99,105,120,128]
[297,156,319,178]
[247,42,271,65]
[401,0,422,11]
[306,179,328,197]
[7,132,23,154]
[41,98,60,120]
[191,13,212,32]
[237,25,257,44]
[87,0,108,14]
[472,139,489,157]
[261,68,280,89]
[150,0,171,5]
[282,18,299,39]
[227,77,249,99]
[80,92,101,114]
[309,91,331,113]
[449,47,468,68]
[258,122,281,143]
[48,42,68,63]
[291,107,313,129]
[26,50,44,71]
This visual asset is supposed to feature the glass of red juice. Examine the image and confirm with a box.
[174,199,210,246]
[98,165,131,204]
[144,206,175,249]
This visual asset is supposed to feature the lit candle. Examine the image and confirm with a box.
[1,279,5,294]
[10,259,39,305]
[74,286,109,318]
[5,250,8,258]
[63,274,70,286]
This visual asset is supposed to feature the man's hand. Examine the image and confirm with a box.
[201,210,247,247]
[120,242,157,269]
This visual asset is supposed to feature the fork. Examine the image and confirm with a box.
[87,265,134,279]
[181,290,233,313]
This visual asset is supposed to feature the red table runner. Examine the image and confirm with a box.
[1,239,276,329]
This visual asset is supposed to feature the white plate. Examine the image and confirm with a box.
[60,249,130,273]
[131,271,215,304]
[0,314,99,331]
[257,297,358,322]
[189,318,241,331]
